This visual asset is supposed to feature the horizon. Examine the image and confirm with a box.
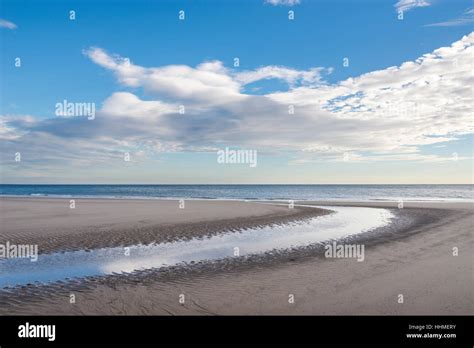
[1,183,473,186]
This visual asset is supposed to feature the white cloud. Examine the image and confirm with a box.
[101,92,177,119]
[394,0,430,13]
[84,47,243,106]
[0,19,17,29]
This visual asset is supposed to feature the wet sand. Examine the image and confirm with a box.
[0,199,472,315]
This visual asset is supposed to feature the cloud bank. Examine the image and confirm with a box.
[1,33,473,177]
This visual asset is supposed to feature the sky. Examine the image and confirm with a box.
[0,0,473,184]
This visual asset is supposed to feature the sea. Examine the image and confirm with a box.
[0,184,472,201]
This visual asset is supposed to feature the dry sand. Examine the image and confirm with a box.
[0,199,472,315]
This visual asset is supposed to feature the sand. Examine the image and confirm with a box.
[0,197,327,254]
[0,198,472,315]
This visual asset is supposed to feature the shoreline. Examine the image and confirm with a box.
[1,193,473,203]
[0,198,471,315]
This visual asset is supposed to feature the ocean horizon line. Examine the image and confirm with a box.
[1,183,472,186]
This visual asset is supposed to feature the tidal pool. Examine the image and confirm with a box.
[0,206,394,288]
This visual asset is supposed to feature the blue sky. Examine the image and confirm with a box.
[1,0,473,183]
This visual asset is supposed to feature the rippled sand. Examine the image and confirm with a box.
[0,199,472,315]
[0,197,327,254]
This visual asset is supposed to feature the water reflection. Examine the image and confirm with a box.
[0,206,393,287]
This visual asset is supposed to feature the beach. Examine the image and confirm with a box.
[0,197,472,315]
[0,197,327,254]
